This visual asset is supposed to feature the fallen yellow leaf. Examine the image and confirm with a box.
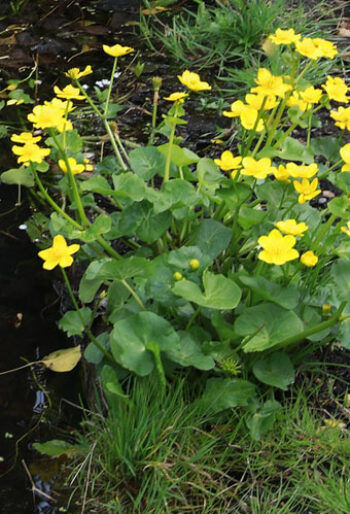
[41,346,82,372]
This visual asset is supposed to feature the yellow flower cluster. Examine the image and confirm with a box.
[28,98,74,132]
[268,29,337,60]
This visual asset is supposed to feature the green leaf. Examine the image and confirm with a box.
[234,303,304,352]
[253,352,294,390]
[196,158,222,189]
[33,440,78,458]
[277,136,314,163]
[189,219,232,259]
[95,155,121,175]
[129,146,166,180]
[135,202,172,243]
[328,196,349,219]
[200,377,256,413]
[110,312,180,375]
[311,136,341,161]
[338,302,350,349]
[81,175,113,195]
[46,130,82,153]
[238,205,267,230]
[168,246,212,270]
[331,260,350,302]
[144,266,178,304]
[146,179,199,213]
[85,256,154,281]
[145,341,166,389]
[112,172,146,201]
[79,276,102,303]
[9,88,34,104]
[58,308,92,337]
[101,364,129,398]
[84,333,110,364]
[217,183,251,210]
[247,400,281,440]
[238,275,299,309]
[172,270,241,310]
[166,331,215,370]
[1,168,34,187]
[79,214,111,242]
[158,143,199,167]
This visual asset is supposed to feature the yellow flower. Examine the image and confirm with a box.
[173,272,183,281]
[341,221,350,236]
[293,178,321,204]
[275,219,308,236]
[287,91,309,112]
[300,250,318,267]
[240,107,264,132]
[10,132,42,144]
[295,38,320,60]
[296,37,337,60]
[340,143,350,172]
[268,28,301,45]
[12,143,50,167]
[241,157,274,179]
[258,229,299,265]
[286,162,318,179]
[245,93,278,110]
[273,164,290,182]
[28,103,69,132]
[251,68,292,98]
[177,70,211,91]
[163,92,189,103]
[54,84,85,100]
[47,97,74,113]
[222,100,246,118]
[38,235,80,270]
[322,76,349,103]
[330,106,350,130]
[102,43,134,57]
[313,38,338,59]
[214,150,242,171]
[58,157,85,175]
[65,65,93,80]
[299,86,323,105]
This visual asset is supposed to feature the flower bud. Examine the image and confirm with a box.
[189,259,200,270]
[173,272,183,281]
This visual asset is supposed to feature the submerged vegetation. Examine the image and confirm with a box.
[1,0,350,511]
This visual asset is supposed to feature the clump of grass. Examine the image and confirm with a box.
[67,377,350,513]
[141,0,287,72]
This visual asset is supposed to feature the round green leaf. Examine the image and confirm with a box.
[252,352,294,390]
[110,312,180,376]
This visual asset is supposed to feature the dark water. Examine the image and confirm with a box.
[0,184,82,513]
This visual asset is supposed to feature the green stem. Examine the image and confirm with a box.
[121,279,145,310]
[32,166,83,230]
[163,105,179,184]
[273,301,347,352]
[49,129,89,227]
[60,268,114,362]
[74,79,127,170]
[104,57,118,118]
